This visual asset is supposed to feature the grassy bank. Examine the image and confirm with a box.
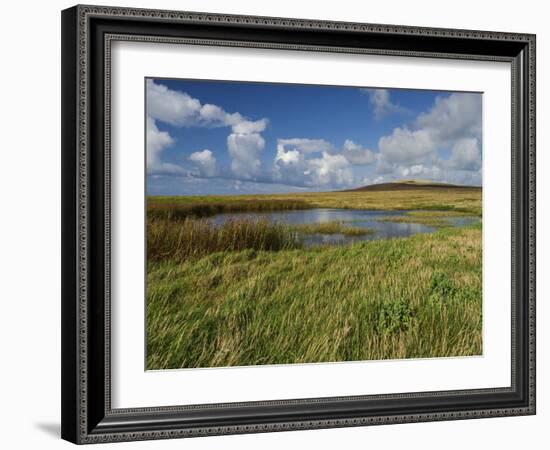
[148,188,482,217]
[147,223,482,369]
[148,197,314,221]
[376,210,480,228]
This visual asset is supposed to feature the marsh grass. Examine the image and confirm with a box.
[148,197,313,221]
[148,217,302,262]
[147,216,373,265]
[146,188,483,369]
[376,210,480,228]
[407,210,475,218]
[146,225,482,369]
[148,187,482,218]
[376,215,450,228]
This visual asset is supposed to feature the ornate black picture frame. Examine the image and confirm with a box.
[61,4,536,444]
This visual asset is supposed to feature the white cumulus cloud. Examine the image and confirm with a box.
[147,79,269,131]
[146,80,269,178]
[444,138,481,171]
[146,116,184,175]
[378,128,437,165]
[189,149,217,177]
[276,138,334,154]
[342,139,377,165]
[308,152,354,186]
[227,133,266,179]
[273,139,354,188]
[416,93,482,145]
[371,91,482,186]
[231,119,268,134]
[147,80,202,127]
[361,88,407,119]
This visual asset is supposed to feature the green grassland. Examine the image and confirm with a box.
[146,188,482,369]
[148,188,482,217]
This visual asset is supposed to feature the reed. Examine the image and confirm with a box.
[148,198,314,221]
[147,217,302,262]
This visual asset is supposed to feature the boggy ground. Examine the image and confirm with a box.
[146,188,482,369]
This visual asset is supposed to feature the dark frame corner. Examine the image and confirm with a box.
[62,4,536,444]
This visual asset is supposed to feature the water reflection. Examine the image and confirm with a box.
[210,209,477,246]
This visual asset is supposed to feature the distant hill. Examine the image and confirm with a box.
[345,179,482,192]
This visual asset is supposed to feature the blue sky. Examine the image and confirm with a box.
[146,78,482,195]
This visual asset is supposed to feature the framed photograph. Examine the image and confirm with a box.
[61,5,536,444]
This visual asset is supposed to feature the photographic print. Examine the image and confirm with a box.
[145,78,483,370]
[61,8,536,442]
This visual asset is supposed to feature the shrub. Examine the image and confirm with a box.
[376,299,415,335]
[427,272,457,306]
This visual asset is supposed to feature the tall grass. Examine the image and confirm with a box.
[147,217,372,263]
[148,198,313,221]
[148,217,301,262]
[146,189,483,369]
[146,225,482,369]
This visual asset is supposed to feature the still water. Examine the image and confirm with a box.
[210,208,477,246]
